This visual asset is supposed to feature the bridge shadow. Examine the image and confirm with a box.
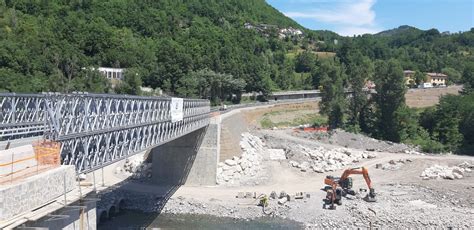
[97,127,208,230]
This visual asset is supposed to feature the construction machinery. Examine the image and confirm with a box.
[323,167,376,210]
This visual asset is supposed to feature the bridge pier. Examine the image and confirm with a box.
[152,116,219,186]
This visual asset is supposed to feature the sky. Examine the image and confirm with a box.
[266,0,474,36]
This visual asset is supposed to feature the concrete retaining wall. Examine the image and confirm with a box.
[186,116,220,186]
[22,194,97,230]
[151,127,207,185]
[0,166,76,221]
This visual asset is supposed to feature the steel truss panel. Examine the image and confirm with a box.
[0,93,47,139]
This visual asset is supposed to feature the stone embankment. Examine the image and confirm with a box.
[216,132,379,185]
[216,133,267,186]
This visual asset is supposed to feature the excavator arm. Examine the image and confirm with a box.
[324,167,376,209]
[340,167,373,190]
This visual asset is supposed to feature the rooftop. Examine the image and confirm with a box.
[426,72,448,77]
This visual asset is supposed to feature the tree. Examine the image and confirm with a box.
[71,69,111,93]
[373,59,406,142]
[177,69,246,105]
[441,67,462,85]
[115,68,142,95]
[346,51,373,130]
[414,70,426,86]
[294,51,316,73]
[319,61,346,129]
[431,95,464,152]
[462,62,474,94]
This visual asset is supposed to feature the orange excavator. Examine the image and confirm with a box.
[323,167,376,210]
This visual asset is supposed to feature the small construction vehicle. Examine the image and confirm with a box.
[323,167,376,210]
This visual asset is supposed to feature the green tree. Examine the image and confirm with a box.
[441,67,462,85]
[71,69,110,93]
[414,70,426,86]
[177,69,246,105]
[294,51,316,73]
[115,68,142,95]
[431,95,464,152]
[462,62,474,93]
[373,59,407,142]
[319,61,346,129]
[346,51,373,130]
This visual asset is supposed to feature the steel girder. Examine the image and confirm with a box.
[0,93,210,173]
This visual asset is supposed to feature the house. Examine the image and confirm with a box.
[365,80,376,89]
[97,67,125,80]
[244,22,254,29]
[403,70,416,86]
[426,73,448,86]
[278,27,303,38]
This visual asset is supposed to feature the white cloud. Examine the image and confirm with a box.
[284,0,382,36]
[337,26,381,36]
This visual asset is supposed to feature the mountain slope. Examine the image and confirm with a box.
[0,0,304,95]
[375,25,422,37]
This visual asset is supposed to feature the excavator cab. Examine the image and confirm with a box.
[339,177,353,189]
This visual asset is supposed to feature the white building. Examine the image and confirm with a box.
[98,67,125,80]
[278,27,303,38]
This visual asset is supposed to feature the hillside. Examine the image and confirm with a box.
[0,0,309,97]
[375,25,422,37]
[0,1,472,101]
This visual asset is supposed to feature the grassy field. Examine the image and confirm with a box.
[286,49,336,60]
[260,109,327,128]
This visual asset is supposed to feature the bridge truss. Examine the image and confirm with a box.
[0,93,210,173]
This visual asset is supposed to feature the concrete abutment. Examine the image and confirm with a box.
[152,117,220,186]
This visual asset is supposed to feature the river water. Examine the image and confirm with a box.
[98,210,304,230]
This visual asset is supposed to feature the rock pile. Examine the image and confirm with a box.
[286,145,377,173]
[421,162,473,180]
[293,128,416,153]
[216,133,265,185]
[116,155,152,180]
[377,159,412,171]
[403,149,424,155]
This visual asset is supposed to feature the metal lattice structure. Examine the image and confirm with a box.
[0,94,47,138]
[0,93,210,173]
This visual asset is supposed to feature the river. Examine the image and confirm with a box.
[98,210,304,230]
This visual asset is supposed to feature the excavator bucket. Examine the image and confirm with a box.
[363,189,377,202]
[363,194,377,202]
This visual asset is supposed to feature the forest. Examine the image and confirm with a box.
[0,0,473,154]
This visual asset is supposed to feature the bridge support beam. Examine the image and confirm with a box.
[152,120,218,186]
